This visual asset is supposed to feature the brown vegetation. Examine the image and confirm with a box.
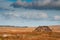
[0,25,60,40]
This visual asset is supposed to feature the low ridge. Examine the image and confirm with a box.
[34,26,52,33]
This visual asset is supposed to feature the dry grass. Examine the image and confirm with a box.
[0,32,60,40]
[0,26,60,40]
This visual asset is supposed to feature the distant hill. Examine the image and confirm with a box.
[0,25,28,28]
[33,26,52,33]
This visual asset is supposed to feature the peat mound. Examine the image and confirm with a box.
[34,26,52,33]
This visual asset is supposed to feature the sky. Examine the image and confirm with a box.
[0,0,60,27]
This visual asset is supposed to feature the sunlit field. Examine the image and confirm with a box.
[0,26,60,40]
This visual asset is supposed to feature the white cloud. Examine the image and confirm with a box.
[5,9,48,20]
[14,0,32,7]
[54,15,60,20]
[21,11,48,19]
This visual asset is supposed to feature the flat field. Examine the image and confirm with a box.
[0,26,60,40]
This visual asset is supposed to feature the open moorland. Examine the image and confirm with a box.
[0,25,60,40]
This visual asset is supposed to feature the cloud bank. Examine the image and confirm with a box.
[0,0,60,21]
[4,9,48,20]
[0,0,60,26]
[11,0,60,10]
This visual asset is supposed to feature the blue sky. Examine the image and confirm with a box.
[0,0,60,27]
